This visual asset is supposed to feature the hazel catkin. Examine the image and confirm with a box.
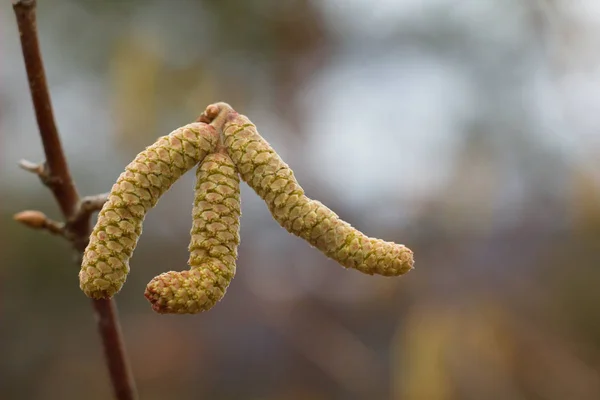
[144,149,241,314]
[79,122,220,299]
[202,102,414,277]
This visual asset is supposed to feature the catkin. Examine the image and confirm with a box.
[144,149,241,314]
[79,122,220,299]
[202,103,414,277]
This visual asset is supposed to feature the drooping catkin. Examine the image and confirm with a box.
[144,149,241,314]
[79,122,220,299]
[202,102,414,277]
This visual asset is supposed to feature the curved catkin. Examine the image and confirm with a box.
[144,150,241,314]
[79,122,220,299]
[202,103,414,276]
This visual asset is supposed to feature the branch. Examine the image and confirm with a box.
[69,192,110,226]
[13,0,78,218]
[13,192,109,241]
[16,159,109,241]
[93,299,135,400]
[12,1,137,399]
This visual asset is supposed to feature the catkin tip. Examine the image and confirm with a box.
[199,102,234,126]
[144,270,218,315]
[144,149,241,314]
[144,278,170,314]
[196,106,218,123]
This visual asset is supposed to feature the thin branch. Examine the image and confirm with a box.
[18,159,45,175]
[14,210,66,236]
[13,186,109,242]
[12,1,137,399]
[13,0,78,218]
[93,299,135,400]
[13,192,108,244]
[69,192,109,225]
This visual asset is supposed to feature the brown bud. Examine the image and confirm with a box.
[14,210,47,229]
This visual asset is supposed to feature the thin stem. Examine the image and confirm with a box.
[13,0,78,218]
[12,1,137,399]
[69,192,110,226]
[93,299,136,400]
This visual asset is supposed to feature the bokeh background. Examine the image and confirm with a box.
[2,0,600,399]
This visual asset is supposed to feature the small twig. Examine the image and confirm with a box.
[93,299,134,400]
[13,191,109,241]
[68,192,109,225]
[68,192,109,250]
[14,210,66,236]
[18,159,45,175]
[13,0,77,217]
[12,1,137,399]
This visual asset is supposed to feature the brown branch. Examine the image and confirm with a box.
[12,1,137,399]
[68,192,110,226]
[13,0,78,218]
[93,299,135,400]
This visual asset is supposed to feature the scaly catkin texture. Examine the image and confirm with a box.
[202,103,414,276]
[79,122,220,299]
[144,150,241,314]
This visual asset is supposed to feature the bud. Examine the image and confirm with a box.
[14,210,47,229]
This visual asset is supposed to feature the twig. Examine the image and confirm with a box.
[13,0,77,217]
[69,192,110,226]
[12,1,137,399]
[14,210,66,236]
[93,299,134,400]
[18,159,46,176]
[17,159,110,240]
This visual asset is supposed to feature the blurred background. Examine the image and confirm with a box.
[2,0,600,399]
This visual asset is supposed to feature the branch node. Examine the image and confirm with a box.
[68,192,109,225]
[19,159,63,187]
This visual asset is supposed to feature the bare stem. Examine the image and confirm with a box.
[12,1,137,399]
[93,299,136,400]
[69,192,110,226]
[13,0,78,218]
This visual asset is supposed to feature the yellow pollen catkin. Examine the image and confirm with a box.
[202,103,414,276]
[79,102,415,310]
[144,149,241,314]
[79,122,220,299]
